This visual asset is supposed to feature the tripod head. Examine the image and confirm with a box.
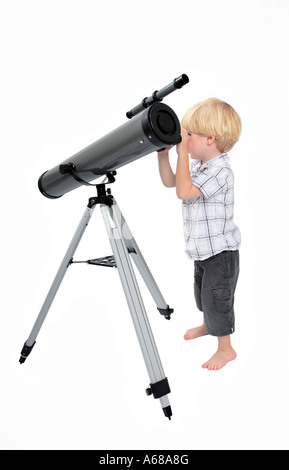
[71,170,116,208]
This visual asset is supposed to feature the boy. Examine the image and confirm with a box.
[158,98,241,371]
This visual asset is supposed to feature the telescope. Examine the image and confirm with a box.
[21,75,189,420]
[38,74,189,199]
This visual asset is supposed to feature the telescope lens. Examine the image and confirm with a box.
[142,103,181,147]
[157,112,176,135]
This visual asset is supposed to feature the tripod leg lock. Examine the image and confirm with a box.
[146,377,171,399]
[157,305,174,320]
[19,341,36,364]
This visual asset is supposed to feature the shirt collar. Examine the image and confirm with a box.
[191,153,228,173]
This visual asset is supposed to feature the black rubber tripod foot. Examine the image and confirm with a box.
[163,406,172,420]
[19,341,36,364]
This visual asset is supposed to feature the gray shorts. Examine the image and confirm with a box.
[194,250,240,337]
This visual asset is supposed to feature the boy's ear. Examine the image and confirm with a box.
[206,135,216,146]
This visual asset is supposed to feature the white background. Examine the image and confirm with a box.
[1,0,289,450]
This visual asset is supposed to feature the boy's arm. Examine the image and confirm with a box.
[157,147,176,188]
[176,129,203,200]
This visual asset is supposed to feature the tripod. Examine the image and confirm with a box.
[20,172,173,420]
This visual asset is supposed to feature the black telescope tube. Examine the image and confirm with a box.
[126,74,189,119]
[38,102,181,199]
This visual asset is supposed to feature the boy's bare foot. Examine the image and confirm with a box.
[202,348,237,371]
[184,324,208,340]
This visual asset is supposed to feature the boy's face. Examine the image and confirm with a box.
[187,132,209,160]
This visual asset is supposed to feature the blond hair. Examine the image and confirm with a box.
[181,98,242,153]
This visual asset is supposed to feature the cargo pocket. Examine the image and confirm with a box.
[212,285,233,314]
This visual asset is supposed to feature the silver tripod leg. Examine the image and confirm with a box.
[111,202,173,320]
[101,201,172,419]
[19,203,96,363]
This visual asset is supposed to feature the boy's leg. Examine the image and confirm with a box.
[184,261,208,340]
[200,250,239,370]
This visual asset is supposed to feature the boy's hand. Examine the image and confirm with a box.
[157,145,174,158]
[177,128,188,156]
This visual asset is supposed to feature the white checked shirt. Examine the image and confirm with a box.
[182,153,241,261]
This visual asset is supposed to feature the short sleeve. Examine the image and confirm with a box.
[192,167,229,199]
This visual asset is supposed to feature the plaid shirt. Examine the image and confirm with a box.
[182,153,241,261]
